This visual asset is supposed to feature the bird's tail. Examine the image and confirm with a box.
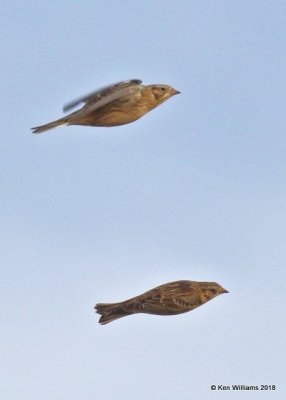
[95,302,130,325]
[31,116,68,134]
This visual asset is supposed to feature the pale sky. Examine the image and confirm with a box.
[1,1,286,399]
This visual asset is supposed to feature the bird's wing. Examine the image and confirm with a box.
[63,79,142,113]
[142,281,201,312]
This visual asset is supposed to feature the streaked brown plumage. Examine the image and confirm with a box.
[31,79,180,133]
[95,280,228,325]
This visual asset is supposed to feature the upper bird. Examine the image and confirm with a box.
[95,280,229,325]
[31,79,180,133]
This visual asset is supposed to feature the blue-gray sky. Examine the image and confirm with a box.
[1,1,286,399]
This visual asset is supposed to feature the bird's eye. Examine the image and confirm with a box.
[161,87,166,91]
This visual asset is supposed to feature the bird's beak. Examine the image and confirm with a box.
[172,89,181,95]
[223,289,229,294]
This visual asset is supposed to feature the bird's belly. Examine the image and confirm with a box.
[77,106,147,127]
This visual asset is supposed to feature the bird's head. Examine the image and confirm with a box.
[150,84,180,103]
[200,282,229,301]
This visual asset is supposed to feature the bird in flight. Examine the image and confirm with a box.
[31,79,180,133]
[95,280,228,325]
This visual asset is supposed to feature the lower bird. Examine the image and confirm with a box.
[31,79,180,133]
[95,280,228,325]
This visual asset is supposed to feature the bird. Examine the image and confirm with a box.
[95,280,228,325]
[31,79,180,133]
